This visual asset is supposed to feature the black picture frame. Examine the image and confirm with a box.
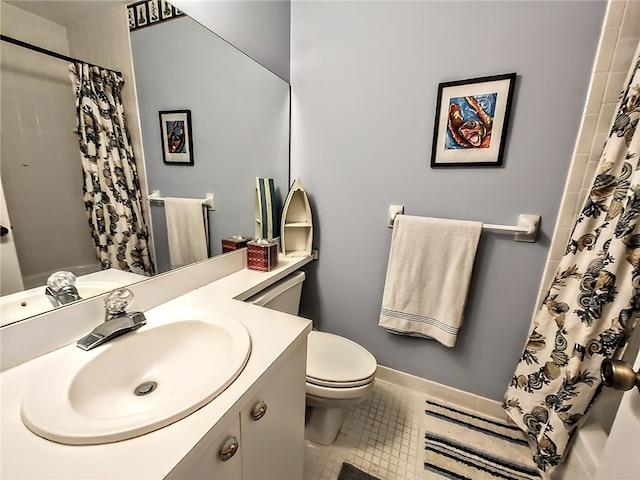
[147,0,160,24]
[127,0,184,31]
[159,110,194,166]
[159,0,174,20]
[134,2,148,27]
[430,73,516,168]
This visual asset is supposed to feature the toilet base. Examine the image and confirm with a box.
[304,389,373,445]
[304,404,345,445]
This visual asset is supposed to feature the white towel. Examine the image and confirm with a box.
[164,197,209,268]
[378,215,482,348]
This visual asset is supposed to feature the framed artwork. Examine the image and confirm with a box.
[430,73,516,167]
[127,0,184,31]
[159,110,194,166]
[147,0,160,24]
[160,0,174,20]
[135,2,148,28]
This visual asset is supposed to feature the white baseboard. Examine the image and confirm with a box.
[376,364,508,421]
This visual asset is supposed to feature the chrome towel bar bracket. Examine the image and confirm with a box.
[148,190,215,210]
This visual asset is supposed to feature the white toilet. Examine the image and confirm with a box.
[247,271,377,445]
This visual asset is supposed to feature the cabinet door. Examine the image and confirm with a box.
[166,414,242,479]
[241,343,307,480]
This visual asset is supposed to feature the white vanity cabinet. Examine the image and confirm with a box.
[166,341,306,480]
[0,254,315,480]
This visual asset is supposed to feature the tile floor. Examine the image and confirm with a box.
[302,376,599,480]
[303,379,428,480]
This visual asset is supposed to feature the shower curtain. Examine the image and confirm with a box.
[69,62,153,276]
[504,46,640,476]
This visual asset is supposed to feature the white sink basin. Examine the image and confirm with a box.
[21,313,251,444]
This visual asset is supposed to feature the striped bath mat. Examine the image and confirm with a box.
[424,400,541,480]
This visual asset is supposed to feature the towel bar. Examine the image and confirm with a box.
[483,215,540,242]
[388,207,540,243]
[148,190,215,210]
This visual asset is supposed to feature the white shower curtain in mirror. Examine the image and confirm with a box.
[504,45,640,477]
[69,62,153,276]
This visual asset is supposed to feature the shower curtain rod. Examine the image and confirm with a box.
[0,34,122,76]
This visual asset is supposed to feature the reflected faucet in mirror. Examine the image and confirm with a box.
[0,269,150,329]
[44,271,81,307]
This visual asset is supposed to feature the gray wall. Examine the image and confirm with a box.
[290,1,607,401]
[131,16,290,273]
[170,0,291,82]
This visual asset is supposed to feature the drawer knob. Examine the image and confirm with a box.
[220,436,239,461]
[251,400,267,421]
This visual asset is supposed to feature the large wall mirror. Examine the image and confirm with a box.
[131,13,289,273]
[0,1,290,326]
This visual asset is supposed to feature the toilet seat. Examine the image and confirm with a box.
[306,374,375,388]
[306,331,377,388]
[306,380,374,400]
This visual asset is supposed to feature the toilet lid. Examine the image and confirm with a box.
[306,331,377,387]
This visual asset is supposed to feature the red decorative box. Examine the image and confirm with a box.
[247,239,279,272]
[222,236,252,253]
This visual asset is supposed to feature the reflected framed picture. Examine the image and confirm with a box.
[159,110,194,166]
[128,0,184,30]
[430,73,516,167]
[135,2,148,27]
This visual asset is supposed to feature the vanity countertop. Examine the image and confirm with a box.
[0,255,313,479]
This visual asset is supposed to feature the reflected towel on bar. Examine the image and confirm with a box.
[378,215,482,348]
[164,197,209,268]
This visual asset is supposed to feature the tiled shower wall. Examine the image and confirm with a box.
[0,3,152,287]
[0,2,97,288]
[536,0,640,309]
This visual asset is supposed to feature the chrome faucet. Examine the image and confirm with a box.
[45,271,81,307]
[76,287,146,351]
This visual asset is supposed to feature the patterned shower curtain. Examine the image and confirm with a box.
[503,46,640,477]
[69,62,153,276]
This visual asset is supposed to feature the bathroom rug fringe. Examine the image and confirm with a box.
[424,400,541,480]
[337,462,381,480]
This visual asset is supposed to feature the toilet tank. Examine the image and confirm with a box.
[246,271,305,315]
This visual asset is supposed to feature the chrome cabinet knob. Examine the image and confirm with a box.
[220,436,239,461]
[250,400,267,421]
[601,359,640,392]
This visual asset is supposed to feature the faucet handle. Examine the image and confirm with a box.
[105,288,135,315]
[45,271,81,307]
[46,271,77,292]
